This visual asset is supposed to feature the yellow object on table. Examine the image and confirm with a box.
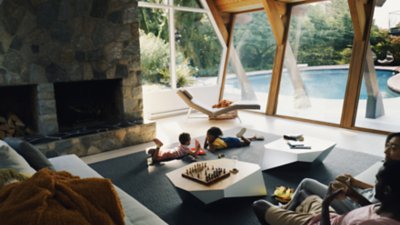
[273,186,294,203]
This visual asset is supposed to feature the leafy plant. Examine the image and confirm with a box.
[140,30,198,87]
[139,30,169,85]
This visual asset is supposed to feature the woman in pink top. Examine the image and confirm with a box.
[253,160,400,225]
[147,132,202,164]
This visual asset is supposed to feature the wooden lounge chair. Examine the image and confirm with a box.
[177,89,260,119]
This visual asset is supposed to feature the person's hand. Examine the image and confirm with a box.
[335,174,353,186]
[327,181,348,201]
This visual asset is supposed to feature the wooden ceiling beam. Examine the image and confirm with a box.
[262,0,288,45]
[206,0,230,44]
[341,0,375,127]
[262,0,291,115]
[214,0,263,13]
[213,0,327,13]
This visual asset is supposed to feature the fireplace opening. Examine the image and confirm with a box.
[54,79,124,132]
[0,85,37,138]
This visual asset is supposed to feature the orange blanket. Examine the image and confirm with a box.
[0,168,124,225]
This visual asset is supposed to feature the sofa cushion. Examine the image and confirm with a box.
[4,138,55,171]
[0,140,36,175]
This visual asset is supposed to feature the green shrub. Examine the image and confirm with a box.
[140,30,198,87]
[140,30,169,85]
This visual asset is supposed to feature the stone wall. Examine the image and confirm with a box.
[0,0,155,156]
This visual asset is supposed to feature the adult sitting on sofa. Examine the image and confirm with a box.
[0,138,167,225]
[254,132,399,220]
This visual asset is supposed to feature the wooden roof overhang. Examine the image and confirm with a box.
[213,0,326,14]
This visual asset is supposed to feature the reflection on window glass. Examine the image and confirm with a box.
[355,0,400,132]
[174,0,201,8]
[139,7,171,90]
[224,11,276,111]
[175,12,222,88]
[276,0,353,123]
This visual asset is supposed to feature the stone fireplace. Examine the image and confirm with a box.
[0,0,155,157]
[54,79,124,132]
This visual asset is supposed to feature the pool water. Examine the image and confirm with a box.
[226,69,400,99]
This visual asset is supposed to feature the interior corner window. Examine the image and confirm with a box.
[175,11,222,88]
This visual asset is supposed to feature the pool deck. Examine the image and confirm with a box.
[387,73,400,94]
[224,65,400,132]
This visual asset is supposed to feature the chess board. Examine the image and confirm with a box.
[181,162,230,185]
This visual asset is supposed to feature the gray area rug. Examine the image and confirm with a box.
[90,128,383,225]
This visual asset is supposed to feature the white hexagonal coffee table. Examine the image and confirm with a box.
[166,158,267,204]
[261,136,336,170]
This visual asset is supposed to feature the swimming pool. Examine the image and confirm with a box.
[226,68,400,99]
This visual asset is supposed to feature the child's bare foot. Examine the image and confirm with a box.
[236,128,247,138]
[153,138,163,148]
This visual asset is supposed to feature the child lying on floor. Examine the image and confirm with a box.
[204,127,263,151]
[147,132,202,164]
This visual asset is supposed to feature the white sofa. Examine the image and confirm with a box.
[0,138,166,225]
[49,154,167,225]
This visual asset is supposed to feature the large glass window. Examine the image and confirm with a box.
[140,0,168,4]
[355,0,400,132]
[175,11,222,88]
[276,0,353,123]
[139,8,171,90]
[223,11,276,111]
[139,1,223,91]
[174,0,201,8]
[138,1,224,118]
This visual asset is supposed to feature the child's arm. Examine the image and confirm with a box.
[204,138,209,149]
[192,139,202,156]
[207,143,216,151]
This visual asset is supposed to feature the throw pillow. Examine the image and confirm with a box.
[0,140,36,176]
[4,138,55,171]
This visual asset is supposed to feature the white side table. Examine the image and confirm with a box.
[166,158,267,204]
[261,136,336,170]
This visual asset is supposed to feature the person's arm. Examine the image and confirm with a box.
[192,139,201,156]
[330,180,372,206]
[204,138,209,149]
[349,177,374,189]
[344,185,372,206]
[336,174,373,189]
[321,184,344,225]
[207,143,216,151]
